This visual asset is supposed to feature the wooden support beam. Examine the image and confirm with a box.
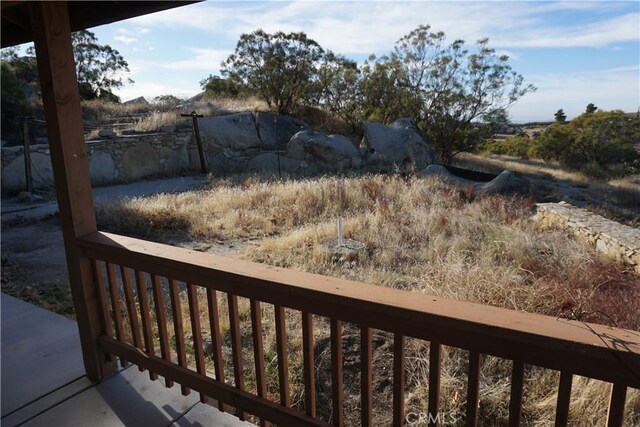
[29,0,114,381]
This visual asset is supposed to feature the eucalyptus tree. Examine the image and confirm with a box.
[222,30,325,115]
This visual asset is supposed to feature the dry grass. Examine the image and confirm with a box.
[82,96,270,136]
[204,96,269,115]
[454,153,640,225]
[132,111,180,132]
[97,174,640,426]
[455,153,591,185]
[82,98,159,118]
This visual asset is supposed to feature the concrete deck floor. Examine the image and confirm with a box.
[1,294,249,427]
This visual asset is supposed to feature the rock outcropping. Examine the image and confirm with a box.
[422,165,520,196]
[362,118,436,171]
[197,112,308,154]
[287,130,362,172]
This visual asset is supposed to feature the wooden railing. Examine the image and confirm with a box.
[78,231,640,426]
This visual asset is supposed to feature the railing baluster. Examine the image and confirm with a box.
[92,261,114,360]
[134,270,157,381]
[251,300,270,427]
[207,289,226,411]
[465,351,481,427]
[428,342,441,427]
[330,319,344,427]
[361,326,373,427]
[555,371,573,427]
[509,361,525,427]
[120,266,143,371]
[169,279,190,396]
[228,294,247,421]
[606,384,627,427]
[393,334,405,427]
[187,283,207,403]
[274,305,291,408]
[151,274,173,387]
[106,262,127,367]
[302,312,316,417]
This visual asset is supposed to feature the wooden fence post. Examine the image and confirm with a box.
[29,0,116,381]
[17,116,34,193]
[181,112,206,173]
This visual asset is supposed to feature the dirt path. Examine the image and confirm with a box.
[1,217,255,289]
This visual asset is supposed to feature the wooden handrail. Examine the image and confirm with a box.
[78,231,640,388]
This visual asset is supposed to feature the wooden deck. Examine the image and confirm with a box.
[0,294,249,427]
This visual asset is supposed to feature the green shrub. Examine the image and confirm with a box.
[200,75,245,98]
[481,135,532,158]
[530,123,576,162]
[533,111,639,175]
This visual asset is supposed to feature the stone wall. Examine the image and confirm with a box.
[1,131,199,194]
[535,202,640,273]
[2,113,445,194]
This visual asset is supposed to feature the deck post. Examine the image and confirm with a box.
[29,0,115,381]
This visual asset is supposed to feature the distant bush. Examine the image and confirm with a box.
[1,61,26,107]
[481,135,532,158]
[533,111,639,176]
[200,75,246,98]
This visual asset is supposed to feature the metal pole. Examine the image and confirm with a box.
[181,111,206,174]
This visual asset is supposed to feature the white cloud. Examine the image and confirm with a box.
[125,1,639,54]
[151,48,232,71]
[509,65,640,122]
[128,3,237,32]
[114,34,137,45]
[493,13,640,48]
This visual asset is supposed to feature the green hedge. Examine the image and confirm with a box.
[482,111,639,177]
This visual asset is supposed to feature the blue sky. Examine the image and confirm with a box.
[34,1,640,122]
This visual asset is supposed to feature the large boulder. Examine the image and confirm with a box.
[287,130,362,171]
[246,152,300,174]
[254,112,308,150]
[362,118,436,171]
[197,112,308,153]
[198,113,257,152]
